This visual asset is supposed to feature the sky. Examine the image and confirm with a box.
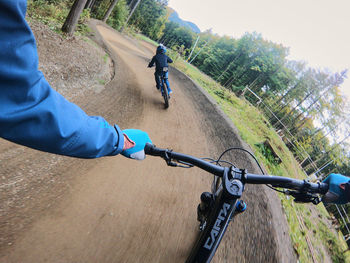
[168,0,350,101]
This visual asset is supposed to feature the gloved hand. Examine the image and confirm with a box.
[121,129,152,160]
[322,173,350,204]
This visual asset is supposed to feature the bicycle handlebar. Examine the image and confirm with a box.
[145,143,225,176]
[145,143,329,195]
[245,173,328,194]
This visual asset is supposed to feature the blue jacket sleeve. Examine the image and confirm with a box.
[0,0,124,158]
[148,56,156,67]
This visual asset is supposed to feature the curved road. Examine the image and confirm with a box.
[0,22,296,262]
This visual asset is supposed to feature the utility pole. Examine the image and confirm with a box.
[187,35,199,62]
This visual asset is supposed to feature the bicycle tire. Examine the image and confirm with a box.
[162,79,169,109]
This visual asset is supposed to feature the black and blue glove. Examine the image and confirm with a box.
[322,173,350,204]
[121,129,152,160]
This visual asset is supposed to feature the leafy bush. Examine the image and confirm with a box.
[255,142,281,166]
[76,8,92,34]
[28,0,69,24]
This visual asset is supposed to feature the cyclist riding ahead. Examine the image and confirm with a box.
[148,44,173,96]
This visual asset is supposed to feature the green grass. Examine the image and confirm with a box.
[98,79,106,85]
[133,34,350,263]
[134,33,159,46]
[103,53,109,63]
[318,221,350,263]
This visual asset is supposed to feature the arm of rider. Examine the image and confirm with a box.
[322,173,350,204]
[148,56,155,68]
[167,56,173,64]
[0,0,151,160]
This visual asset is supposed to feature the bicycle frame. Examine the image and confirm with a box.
[186,167,245,263]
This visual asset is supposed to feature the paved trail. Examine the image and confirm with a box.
[0,22,296,262]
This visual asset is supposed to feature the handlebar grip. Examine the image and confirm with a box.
[144,143,153,155]
[144,143,162,156]
[319,182,329,194]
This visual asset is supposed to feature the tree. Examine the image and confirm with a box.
[121,0,141,31]
[124,0,168,40]
[103,0,120,22]
[85,0,95,9]
[105,0,129,30]
[62,0,88,35]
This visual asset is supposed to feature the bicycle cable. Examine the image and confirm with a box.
[214,147,287,194]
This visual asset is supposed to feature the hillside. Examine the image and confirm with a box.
[168,10,200,33]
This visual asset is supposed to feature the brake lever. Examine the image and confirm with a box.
[167,161,178,167]
[285,190,322,205]
[163,149,178,167]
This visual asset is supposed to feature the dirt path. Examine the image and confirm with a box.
[0,21,296,262]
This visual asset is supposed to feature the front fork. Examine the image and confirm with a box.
[187,168,248,263]
[197,194,247,230]
[197,167,248,230]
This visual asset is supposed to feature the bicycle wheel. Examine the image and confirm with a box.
[162,78,169,109]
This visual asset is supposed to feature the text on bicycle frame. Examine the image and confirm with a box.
[203,202,231,250]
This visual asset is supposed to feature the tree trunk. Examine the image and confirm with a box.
[224,64,248,88]
[304,132,350,173]
[273,80,301,110]
[291,113,311,133]
[318,132,350,155]
[85,0,94,9]
[275,91,313,129]
[216,52,242,82]
[315,122,341,143]
[248,72,263,90]
[129,0,138,9]
[121,0,141,31]
[62,0,88,35]
[103,0,119,22]
[290,85,335,130]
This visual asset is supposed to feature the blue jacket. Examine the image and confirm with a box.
[148,53,173,73]
[0,0,124,158]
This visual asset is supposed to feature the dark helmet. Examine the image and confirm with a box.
[157,44,166,54]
